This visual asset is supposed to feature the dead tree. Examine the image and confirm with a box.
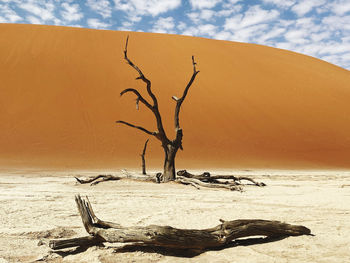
[141,139,149,175]
[49,195,311,251]
[116,37,199,182]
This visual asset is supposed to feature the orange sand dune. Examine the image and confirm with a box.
[1,24,350,170]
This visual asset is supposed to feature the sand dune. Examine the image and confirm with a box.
[1,24,350,170]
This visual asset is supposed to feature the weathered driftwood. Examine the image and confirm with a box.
[49,195,311,251]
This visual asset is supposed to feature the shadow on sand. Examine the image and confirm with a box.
[53,236,288,259]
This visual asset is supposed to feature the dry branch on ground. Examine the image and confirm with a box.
[74,170,266,191]
[49,195,311,251]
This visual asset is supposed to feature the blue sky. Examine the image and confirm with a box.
[1,0,350,70]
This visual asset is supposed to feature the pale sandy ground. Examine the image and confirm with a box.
[0,169,349,263]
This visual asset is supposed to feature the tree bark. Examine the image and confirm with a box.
[49,195,312,251]
[162,144,179,182]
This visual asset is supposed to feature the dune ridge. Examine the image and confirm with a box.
[1,24,350,170]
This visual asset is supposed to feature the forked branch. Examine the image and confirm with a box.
[120,88,153,110]
[174,56,200,130]
[124,36,157,106]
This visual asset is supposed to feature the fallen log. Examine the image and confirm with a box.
[177,170,266,187]
[49,195,311,251]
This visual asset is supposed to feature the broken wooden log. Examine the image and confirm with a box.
[49,195,311,251]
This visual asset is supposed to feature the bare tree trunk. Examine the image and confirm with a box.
[162,144,178,182]
[141,139,149,175]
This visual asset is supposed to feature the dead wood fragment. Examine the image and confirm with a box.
[74,170,265,191]
[177,170,266,187]
[141,139,149,175]
[176,176,243,191]
[49,195,311,251]
[74,175,121,186]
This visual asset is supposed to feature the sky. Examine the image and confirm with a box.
[1,0,350,70]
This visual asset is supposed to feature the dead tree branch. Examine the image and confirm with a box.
[116,120,157,136]
[122,36,167,141]
[120,88,153,110]
[177,170,266,187]
[74,175,121,186]
[141,139,149,175]
[174,56,200,131]
[49,195,311,251]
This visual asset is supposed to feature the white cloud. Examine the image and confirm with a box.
[189,0,222,9]
[201,9,215,20]
[19,1,56,21]
[118,21,134,31]
[284,29,309,44]
[182,23,217,37]
[152,16,175,33]
[113,0,181,17]
[87,18,111,29]
[0,4,22,22]
[224,5,279,31]
[61,2,83,22]
[310,32,330,42]
[329,0,350,15]
[86,0,112,18]
[214,31,232,40]
[216,4,242,17]
[230,24,269,42]
[262,0,295,8]
[177,21,187,31]
[257,27,286,44]
[322,15,350,31]
[292,0,325,17]
[26,15,42,24]
[198,23,217,36]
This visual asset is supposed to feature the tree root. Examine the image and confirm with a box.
[49,195,311,251]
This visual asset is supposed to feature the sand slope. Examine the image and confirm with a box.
[1,24,350,170]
